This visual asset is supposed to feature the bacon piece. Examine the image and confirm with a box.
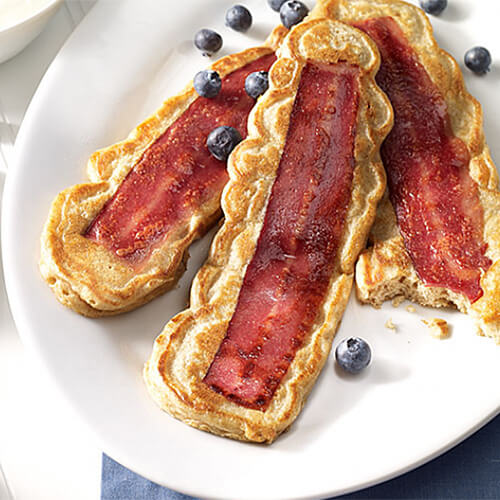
[85,53,276,265]
[355,17,491,303]
[203,62,360,410]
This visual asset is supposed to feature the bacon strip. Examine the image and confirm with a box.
[355,17,491,303]
[204,62,360,410]
[85,53,276,265]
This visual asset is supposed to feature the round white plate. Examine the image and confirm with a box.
[3,1,500,499]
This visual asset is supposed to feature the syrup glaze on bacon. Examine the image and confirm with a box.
[85,53,276,265]
[355,17,491,303]
[203,62,360,410]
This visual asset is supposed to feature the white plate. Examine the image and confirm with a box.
[3,1,500,499]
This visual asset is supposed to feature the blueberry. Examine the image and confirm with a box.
[193,70,222,98]
[280,1,309,29]
[335,337,371,374]
[464,47,492,75]
[419,0,447,15]
[245,71,269,99]
[225,5,252,32]
[194,29,223,57]
[207,126,242,161]
[268,0,287,12]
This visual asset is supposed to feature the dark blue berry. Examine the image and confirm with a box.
[335,337,371,374]
[268,0,287,12]
[245,71,269,99]
[194,29,223,57]
[225,5,253,32]
[193,70,222,98]
[419,0,447,15]
[207,126,242,161]
[280,1,309,29]
[464,47,492,75]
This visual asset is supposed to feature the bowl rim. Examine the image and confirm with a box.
[0,0,64,35]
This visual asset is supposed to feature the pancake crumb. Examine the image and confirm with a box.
[423,318,449,339]
[406,305,416,313]
[385,318,397,331]
[392,296,405,308]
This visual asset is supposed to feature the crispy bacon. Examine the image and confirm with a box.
[204,62,360,410]
[355,17,491,303]
[85,53,276,264]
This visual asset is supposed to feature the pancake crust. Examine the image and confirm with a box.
[39,26,287,317]
[144,19,393,443]
[313,0,500,342]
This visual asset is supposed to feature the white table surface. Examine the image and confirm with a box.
[0,2,101,499]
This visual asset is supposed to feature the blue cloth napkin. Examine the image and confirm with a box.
[101,414,500,500]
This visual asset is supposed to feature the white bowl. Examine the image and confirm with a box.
[0,0,64,64]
